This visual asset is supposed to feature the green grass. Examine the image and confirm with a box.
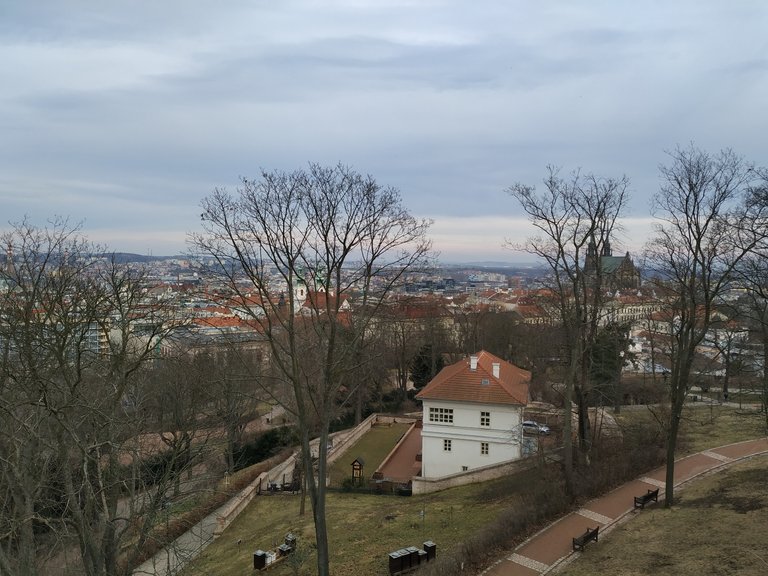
[179,407,767,576]
[328,422,413,487]
[180,466,545,576]
[615,404,766,455]
[678,404,766,453]
[557,456,768,576]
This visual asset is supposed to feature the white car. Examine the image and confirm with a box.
[523,420,551,435]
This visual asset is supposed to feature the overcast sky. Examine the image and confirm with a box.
[1,1,766,263]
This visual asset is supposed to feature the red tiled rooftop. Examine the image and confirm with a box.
[416,350,529,406]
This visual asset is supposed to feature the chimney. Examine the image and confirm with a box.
[470,355,478,371]
[492,363,500,379]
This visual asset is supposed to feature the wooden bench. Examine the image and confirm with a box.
[572,526,599,552]
[633,488,659,509]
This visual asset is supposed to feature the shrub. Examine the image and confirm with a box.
[126,449,292,570]
[340,477,356,492]
[419,429,666,576]
[232,426,298,471]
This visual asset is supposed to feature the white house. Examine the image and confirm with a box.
[416,350,530,478]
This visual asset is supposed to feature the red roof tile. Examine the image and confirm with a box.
[416,350,529,406]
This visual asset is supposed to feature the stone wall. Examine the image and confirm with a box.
[411,449,562,495]
[214,414,417,536]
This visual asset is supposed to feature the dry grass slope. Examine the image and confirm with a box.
[179,407,767,576]
[557,456,768,576]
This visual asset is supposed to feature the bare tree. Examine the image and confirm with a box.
[0,219,188,575]
[145,351,215,498]
[705,306,748,401]
[200,345,267,474]
[736,252,768,430]
[192,163,431,576]
[378,302,428,402]
[454,306,527,361]
[347,329,389,424]
[644,145,768,507]
[507,167,629,489]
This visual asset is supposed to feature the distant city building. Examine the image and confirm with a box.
[584,239,641,291]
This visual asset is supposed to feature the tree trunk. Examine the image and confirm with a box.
[664,376,687,508]
[762,335,768,433]
[354,382,363,425]
[576,385,591,459]
[664,403,681,508]
[305,428,332,576]
[299,474,306,517]
[562,382,574,492]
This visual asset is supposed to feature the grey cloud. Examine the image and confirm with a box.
[2,1,768,260]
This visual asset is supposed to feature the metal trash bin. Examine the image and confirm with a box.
[253,550,267,570]
[399,548,412,569]
[423,540,437,561]
[388,550,403,574]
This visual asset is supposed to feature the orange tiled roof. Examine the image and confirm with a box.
[303,290,349,310]
[193,317,243,328]
[515,304,547,317]
[416,350,529,406]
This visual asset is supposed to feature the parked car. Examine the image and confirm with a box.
[522,420,551,435]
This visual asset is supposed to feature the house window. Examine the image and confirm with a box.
[480,411,490,427]
[481,442,489,455]
[443,439,452,452]
[429,407,454,424]
[461,466,468,472]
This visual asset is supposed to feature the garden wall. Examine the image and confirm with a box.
[411,449,562,495]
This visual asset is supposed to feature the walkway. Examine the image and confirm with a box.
[132,422,357,576]
[377,422,422,482]
[480,437,768,576]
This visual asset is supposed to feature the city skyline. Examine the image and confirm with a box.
[1,2,766,262]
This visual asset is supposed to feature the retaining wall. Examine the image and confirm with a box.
[412,449,562,495]
[214,414,414,536]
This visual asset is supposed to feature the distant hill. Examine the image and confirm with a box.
[439,262,547,276]
[443,261,543,269]
[94,253,186,264]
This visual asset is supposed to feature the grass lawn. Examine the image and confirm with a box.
[557,455,768,576]
[615,404,766,455]
[328,422,413,487]
[677,404,766,453]
[178,406,767,576]
[179,465,543,576]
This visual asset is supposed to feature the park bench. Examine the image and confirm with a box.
[633,488,659,509]
[572,526,599,552]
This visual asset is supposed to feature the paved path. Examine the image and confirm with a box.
[132,424,358,575]
[377,423,422,482]
[480,437,768,576]
[133,516,216,576]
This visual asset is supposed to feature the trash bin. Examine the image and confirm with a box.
[406,546,420,566]
[417,549,428,565]
[253,550,267,570]
[423,540,437,561]
[388,550,403,574]
[398,548,412,570]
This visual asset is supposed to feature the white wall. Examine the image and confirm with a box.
[420,399,523,478]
